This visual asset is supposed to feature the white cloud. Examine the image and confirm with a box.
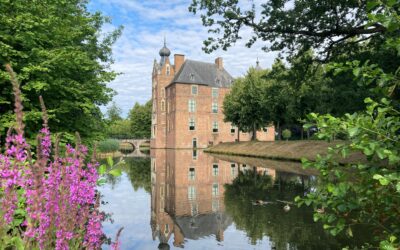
[94,0,277,117]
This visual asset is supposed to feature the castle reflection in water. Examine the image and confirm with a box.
[150,149,276,248]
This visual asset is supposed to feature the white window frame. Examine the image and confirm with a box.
[212,183,219,196]
[188,186,196,200]
[212,102,218,113]
[212,121,218,133]
[212,164,219,176]
[189,118,195,131]
[188,167,195,180]
[166,65,170,75]
[212,88,218,98]
[188,99,196,112]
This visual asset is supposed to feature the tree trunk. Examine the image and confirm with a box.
[307,128,310,139]
[237,126,240,142]
[252,123,257,140]
[277,121,280,140]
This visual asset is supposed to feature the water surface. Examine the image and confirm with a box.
[100,150,366,250]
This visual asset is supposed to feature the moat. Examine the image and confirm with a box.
[100,150,368,250]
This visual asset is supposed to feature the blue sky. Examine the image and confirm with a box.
[88,0,278,117]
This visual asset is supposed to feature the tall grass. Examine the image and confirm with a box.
[97,139,120,153]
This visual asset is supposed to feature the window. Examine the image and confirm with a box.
[167,119,170,132]
[192,150,197,160]
[189,118,195,130]
[161,88,165,98]
[190,73,195,81]
[192,138,197,148]
[167,101,170,113]
[212,183,219,196]
[230,125,236,134]
[166,65,170,75]
[212,88,218,98]
[191,85,198,95]
[188,99,196,112]
[212,102,218,113]
[212,200,219,212]
[212,121,218,133]
[188,168,195,180]
[188,186,196,200]
[212,164,219,176]
[215,78,221,85]
[231,163,236,176]
[161,100,165,112]
[191,203,198,216]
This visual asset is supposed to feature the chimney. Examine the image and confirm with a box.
[174,54,185,72]
[215,57,223,69]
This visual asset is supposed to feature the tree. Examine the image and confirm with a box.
[129,100,152,139]
[189,0,392,61]
[223,68,272,140]
[192,0,400,247]
[106,102,122,122]
[0,0,122,140]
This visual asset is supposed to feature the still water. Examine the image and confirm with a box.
[100,150,365,250]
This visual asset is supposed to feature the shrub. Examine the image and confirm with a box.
[282,129,292,141]
[97,139,120,153]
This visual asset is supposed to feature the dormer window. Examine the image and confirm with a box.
[191,85,198,95]
[166,65,170,75]
[190,73,195,81]
[215,78,221,85]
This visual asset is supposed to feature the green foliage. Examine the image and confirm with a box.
[189,0,394,61]
[191,0,400,248]
[0,0,122,140]
[223,68,271,139]
[107,119,131,139]
[97,156,124,186]
[106,102,122,122]
[129,100,152,138]
[97,139,120,153]
[282,129,292,140]
[296,2,400,248]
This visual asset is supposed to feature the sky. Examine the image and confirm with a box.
[88,0,278,117]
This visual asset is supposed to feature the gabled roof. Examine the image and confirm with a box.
[169,59,234,88]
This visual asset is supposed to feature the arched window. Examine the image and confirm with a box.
[166,65,170,75]
[161,100,165,112]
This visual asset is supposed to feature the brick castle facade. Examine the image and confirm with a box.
[151,41,275,149]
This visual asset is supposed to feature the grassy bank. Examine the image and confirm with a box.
[205,141,364,164]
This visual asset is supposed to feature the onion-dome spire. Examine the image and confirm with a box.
[159,37,171,65]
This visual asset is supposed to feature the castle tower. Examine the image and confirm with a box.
[151,39,176,149]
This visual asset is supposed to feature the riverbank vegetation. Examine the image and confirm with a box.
[191,0,400,248]
[0,65,122,249]
[104,101,152,139]
[206,141,364,164]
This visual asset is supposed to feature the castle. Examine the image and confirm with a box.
[150,41,275,149]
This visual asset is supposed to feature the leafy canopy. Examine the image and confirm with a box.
[0,0,122,140]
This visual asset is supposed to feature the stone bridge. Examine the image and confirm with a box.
[118,139,149,151]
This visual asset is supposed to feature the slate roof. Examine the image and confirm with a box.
[175,212,232,240]
[170,60,234,88]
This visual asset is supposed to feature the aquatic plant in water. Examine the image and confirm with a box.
[0,64,120,249]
